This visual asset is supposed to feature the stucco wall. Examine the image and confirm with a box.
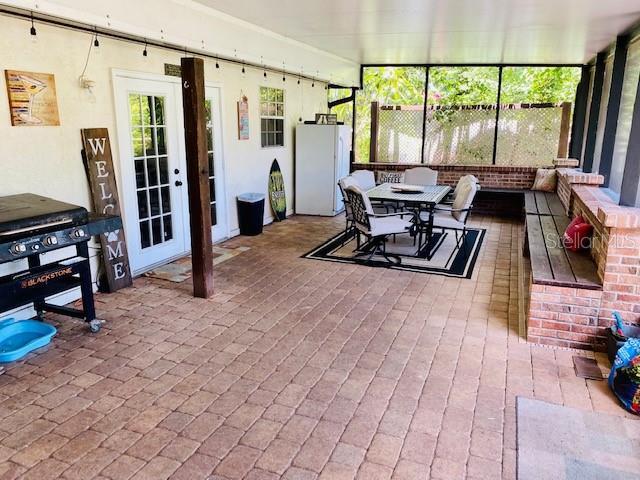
[0,14,328,317]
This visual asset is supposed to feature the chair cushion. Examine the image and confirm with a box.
[404,167,438,186]
[369,216,413,237]
[451,181,476,221]
[351,170,377,190]
[431,210,465,230]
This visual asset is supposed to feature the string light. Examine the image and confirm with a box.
[30,11,36,37]
[22,14,324,86]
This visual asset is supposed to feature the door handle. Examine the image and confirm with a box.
[175,180,183,187]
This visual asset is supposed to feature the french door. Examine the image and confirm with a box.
[205,86,228,242]
[114,75,189,274]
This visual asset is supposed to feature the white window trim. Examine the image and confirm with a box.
[259,86,286,149]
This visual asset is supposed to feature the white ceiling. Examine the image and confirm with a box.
[194,0,640,65]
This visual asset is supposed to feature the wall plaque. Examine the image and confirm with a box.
[81,128,133,292]
[5,70,60,126]
[164,64,182,77]
[237,95,249,140]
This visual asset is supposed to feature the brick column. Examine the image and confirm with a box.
[556,169,605,215]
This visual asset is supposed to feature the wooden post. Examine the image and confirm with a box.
[369,101,379,163]
[557,101,572,158]
[181,57,214,298]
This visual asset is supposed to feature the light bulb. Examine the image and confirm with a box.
[30,13,37,43]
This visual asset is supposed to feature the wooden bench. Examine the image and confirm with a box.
[524,191,566,217]
[523,192,601,290]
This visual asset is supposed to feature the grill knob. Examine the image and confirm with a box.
[73,229,85,238]
[11,244,27,254]
[44,236,58,246]
[31,244,41,252]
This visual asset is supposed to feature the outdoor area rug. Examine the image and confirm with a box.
[302,227,485,278]
[145,246,250,282]
[517,396,640,480]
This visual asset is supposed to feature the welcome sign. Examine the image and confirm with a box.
[81,128,133,292]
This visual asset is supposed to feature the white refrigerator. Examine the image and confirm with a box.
[295,124,352,216]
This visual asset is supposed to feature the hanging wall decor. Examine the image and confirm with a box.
[237,95,249,140]
[5,70,60,126]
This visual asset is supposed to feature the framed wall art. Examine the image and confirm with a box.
[5,70,60,126]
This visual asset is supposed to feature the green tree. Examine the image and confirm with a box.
[354,66,581,162]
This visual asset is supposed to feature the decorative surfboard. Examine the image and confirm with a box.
[268,159,287,221]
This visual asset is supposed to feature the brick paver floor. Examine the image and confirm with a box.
[0,215,630,479]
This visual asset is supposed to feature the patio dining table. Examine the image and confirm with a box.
[367,183,451,259]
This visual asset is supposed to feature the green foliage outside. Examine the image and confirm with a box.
[349,66,581,163]
[328,88,354,125]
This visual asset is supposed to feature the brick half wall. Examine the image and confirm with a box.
[528,283,603,350]
[352,163,538,190]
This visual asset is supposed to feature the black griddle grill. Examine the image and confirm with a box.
[0,193,122,332]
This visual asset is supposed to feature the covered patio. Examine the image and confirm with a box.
[1,0,640,479]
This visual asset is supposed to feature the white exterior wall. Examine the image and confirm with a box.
[0,14,330,317]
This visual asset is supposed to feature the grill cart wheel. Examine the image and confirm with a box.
[89,319,102,333]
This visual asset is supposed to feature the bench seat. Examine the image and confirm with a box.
[525,213,602,290]
[524,191,566,216]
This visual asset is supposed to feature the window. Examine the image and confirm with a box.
[496,67,581,166]
[425,67,499,165]
[355,65,583,166]
[260,87,285,147]
[355,67,426,163]
[609,37,640,195]
[205,99,217,226]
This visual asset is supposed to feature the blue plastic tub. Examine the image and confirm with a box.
[0,318,57,363]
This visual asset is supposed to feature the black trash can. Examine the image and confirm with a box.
[237,193,265,236]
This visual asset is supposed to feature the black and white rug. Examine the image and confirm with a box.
[302,227,485,278]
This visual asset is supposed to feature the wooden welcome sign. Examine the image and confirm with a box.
[81,128,133,292]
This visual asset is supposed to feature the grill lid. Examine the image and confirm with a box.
[0,194,88,236]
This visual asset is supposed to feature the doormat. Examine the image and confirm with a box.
[145,246,250,282]
[302,227,484,278]
[517,396,640,480]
